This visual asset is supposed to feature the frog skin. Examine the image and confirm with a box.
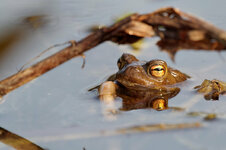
[98,53,190,110]
[115,53,190,90]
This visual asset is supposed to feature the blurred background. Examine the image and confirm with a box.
[0,0,226,149]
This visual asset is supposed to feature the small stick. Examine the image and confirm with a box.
[80,54,86,69]
[18,41,72,71]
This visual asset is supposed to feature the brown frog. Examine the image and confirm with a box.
[116,53,189,88]
[98,53,190,111]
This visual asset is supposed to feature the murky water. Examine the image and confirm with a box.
[0,0,226,149]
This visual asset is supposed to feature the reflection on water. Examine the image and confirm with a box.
[1,0,226,150]
[100,81,182,121]
[0,127,43,150]
[118,86,180,111]
[157,39,225,61]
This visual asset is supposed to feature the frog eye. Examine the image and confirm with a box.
[152,99,167,111]
[149,65,165,78]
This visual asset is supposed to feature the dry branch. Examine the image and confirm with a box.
[0,127,44,150]
[0,7,226,97]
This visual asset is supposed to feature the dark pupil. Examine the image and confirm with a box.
[152,67,163,71]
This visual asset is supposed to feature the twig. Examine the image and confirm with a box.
[0,14,138,97]
[0,7,226,97]
[0,127,44,150]
[18,41,72,71]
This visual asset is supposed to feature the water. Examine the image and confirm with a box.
[0,0,226,149]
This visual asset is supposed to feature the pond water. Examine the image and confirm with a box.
[0,0,226,149]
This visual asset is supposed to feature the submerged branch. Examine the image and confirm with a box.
[32,122,202,142]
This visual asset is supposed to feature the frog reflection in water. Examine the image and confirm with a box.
[98,53,190,111]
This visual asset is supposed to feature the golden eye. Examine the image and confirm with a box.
[152,99,167,111]
[149,65,165,78]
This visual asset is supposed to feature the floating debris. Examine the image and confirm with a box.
[187,112,218,121]
[204,113,217,121]
[194,79,226,100]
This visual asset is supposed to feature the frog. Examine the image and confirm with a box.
[116,53,189,88]
[98,53,190,111]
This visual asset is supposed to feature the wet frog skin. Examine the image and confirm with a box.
[116,53,189,110]
[98,53,190,111]
[115,53,190,89]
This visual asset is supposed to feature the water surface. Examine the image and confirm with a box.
[0,0,226,149]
